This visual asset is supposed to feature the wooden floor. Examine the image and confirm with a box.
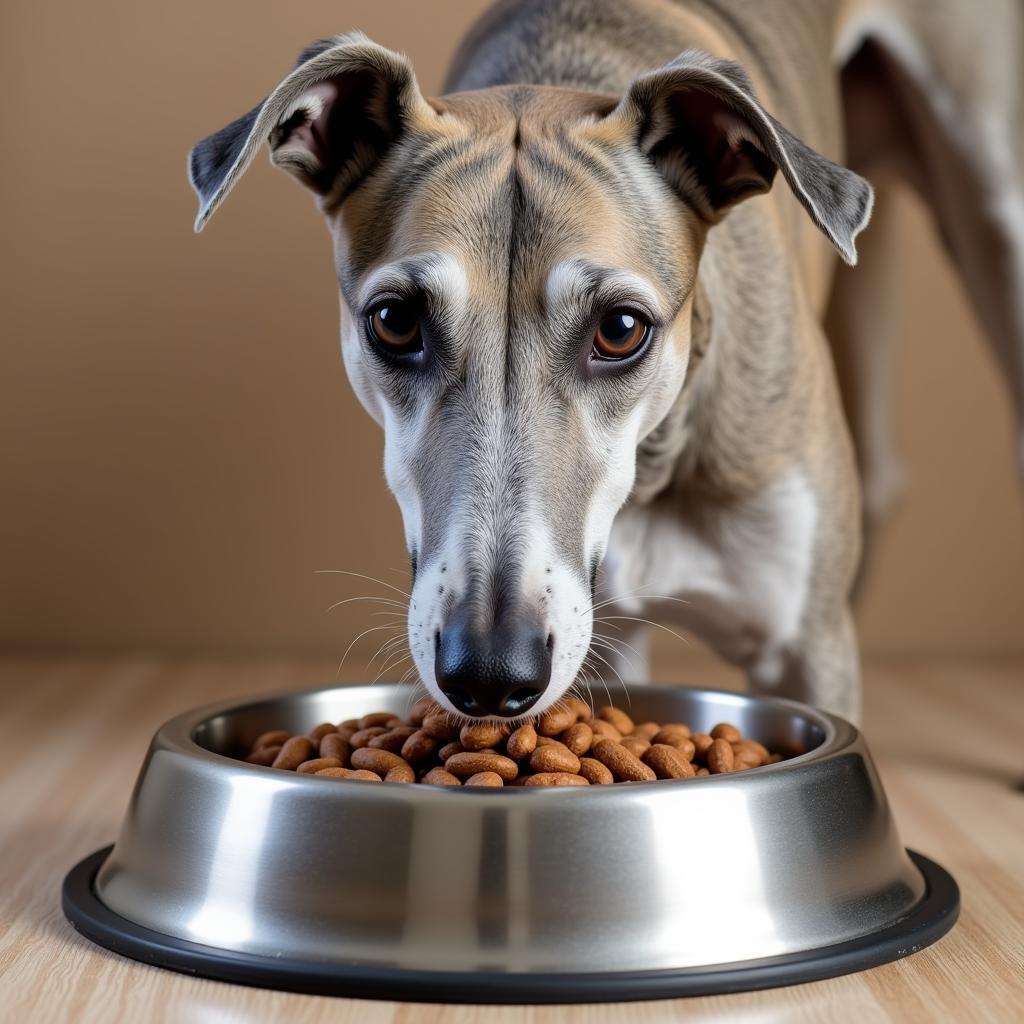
[1,656,1021,1023]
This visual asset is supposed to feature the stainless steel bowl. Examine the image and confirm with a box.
[63,683,958,1002]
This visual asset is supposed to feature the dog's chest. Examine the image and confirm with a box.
[601,469,819,660]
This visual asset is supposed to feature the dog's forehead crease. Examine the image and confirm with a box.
[337,86,696,321]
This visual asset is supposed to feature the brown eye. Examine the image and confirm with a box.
[593,311,650,359]
[367,301,422,352]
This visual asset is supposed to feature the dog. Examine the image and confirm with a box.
[188,0,1023,724]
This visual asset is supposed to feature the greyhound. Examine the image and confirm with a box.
[188,0,1024,724]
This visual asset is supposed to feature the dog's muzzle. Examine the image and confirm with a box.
[434,599,552,717]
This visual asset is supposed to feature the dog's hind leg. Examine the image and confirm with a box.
[839,2,1024,476]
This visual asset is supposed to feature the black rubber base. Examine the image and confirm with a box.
[63,846,958,1004]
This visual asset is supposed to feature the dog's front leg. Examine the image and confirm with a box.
[746,606,861,725]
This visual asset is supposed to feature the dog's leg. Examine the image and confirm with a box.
[827,185,907,581]
[747,608,861,724]
[841,12,1024,476]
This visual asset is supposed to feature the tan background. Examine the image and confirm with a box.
[1,0,1021,661]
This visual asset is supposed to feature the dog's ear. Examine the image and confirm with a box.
[609,50,873,264]
[188,33,435,231]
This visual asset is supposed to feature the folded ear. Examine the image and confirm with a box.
[188,32,435,231]
[610,50,873,264]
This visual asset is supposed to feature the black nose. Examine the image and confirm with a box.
[436,604,552,717]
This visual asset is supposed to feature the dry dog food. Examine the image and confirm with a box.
[241,696,789,787]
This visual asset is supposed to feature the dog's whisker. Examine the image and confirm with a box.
[315,569,413,601]
[582,653,614,709]
[597,615,691,647]
[371,651,411,685]
[591,628,645,664]
[581,582,671,615]
[585,646,631,707]
[369,635,409,667]
[584,580,661,612]
[325,595,408,614]
[338,623,402,674]
[583,588,692,616]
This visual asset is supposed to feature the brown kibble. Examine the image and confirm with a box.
[537,705,578,736]
[506,723,538,759]
[560,722,593,756]
[245,744,281,766]
[351,748,413,779]
[620,736,651,759]
[732,742,762,769]
[711,723,742,744]
[319,732,352,765]
[460,721,507,751]
[652,724,691,746]
[597,706,635,735]
[590,719,623,741]
[384,762,416,783]
[308,722,338,743]
[465,771,504,788]
[358,712,397,730]
[369,726,418,753]
[421,712,460,741]
[691,733,714,760]
[253,729,290,750]
[642,744,696,780]
[271,735,314,770]
[630,722,662,741]
[438,740,465,761]
[578,757,614,784]
[401,730,439,764]
[524,772,589,787]
[672,738,696,761]
[296,756,342,774]
[707,737,735,774]
[734,739,769,762]
[565,696,593,722]
[316,767,381,782]
[529,741,581,775]
[349,726,388,748]
[592,738,656,782]
[445,751,519,782]
[409,696,441,725]
[245,706,781,785]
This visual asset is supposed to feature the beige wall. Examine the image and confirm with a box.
[2,0,1021,658]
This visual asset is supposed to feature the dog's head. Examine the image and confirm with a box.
[190,34,871,719]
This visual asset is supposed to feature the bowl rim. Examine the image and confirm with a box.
[151,682,855,797]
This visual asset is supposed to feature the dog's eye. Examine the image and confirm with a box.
[367,301,422,353]
[593,311,650,360]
